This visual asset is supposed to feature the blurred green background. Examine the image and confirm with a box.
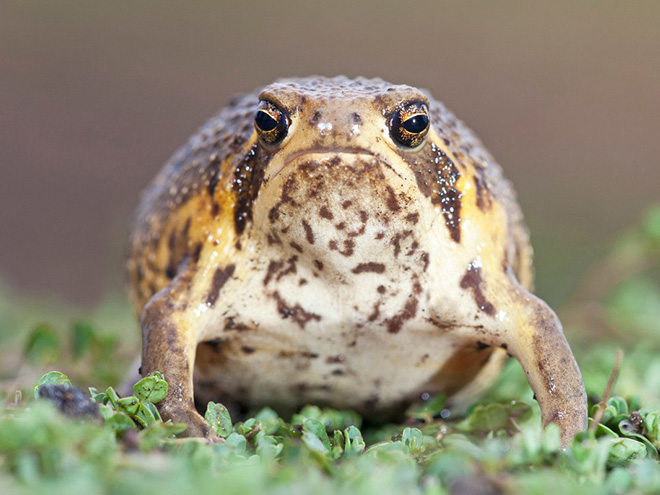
[0,0,658,310]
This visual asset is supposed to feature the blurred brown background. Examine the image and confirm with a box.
[1,1,658,308]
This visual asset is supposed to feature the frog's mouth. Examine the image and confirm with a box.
[267,147,381,182]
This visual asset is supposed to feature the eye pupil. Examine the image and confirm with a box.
[403,114,429,134]
[389,101,430,148]
[255,101,289,144]
[255,110,278,132]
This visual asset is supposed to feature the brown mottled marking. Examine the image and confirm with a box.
[206,264,236,307]
[328,239,355,257]
[232,144,270,235]
[273,291,321,329]
[264,260,284,286]
[391,230,413,258]
[313,260,324,271]
[241,346,256,354]
[385,186,400,212]
[405,212,419,224]
[341,200,352,209]
[301,219,315,244]
[459,263,495,316]
[290,242,304,253]
[386,298,418,333]
[319,206,334,220]
[377,285,386,294]
[351,262,386,274]
[401,142,463,242]
[473,174,491,210]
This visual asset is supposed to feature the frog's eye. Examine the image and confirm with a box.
[389,101,430,148]
[255,101,289,144]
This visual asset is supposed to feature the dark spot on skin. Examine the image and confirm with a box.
[359,210,368,223]
[329,239,355,257]
[290,242,304,253]
[276,256,298,281]
[208,154,221,196]
[473,172,492,210]
[391,230,413,258]
[375,232,385,240]
[351,262,386,274]
[267,233,282,246]
[320,206,333,220]
[299,278,308,286]
[241,346,255,354]
[400,142,463,242]
[377,285,386,294]
[264,260,284,286]
[385,186,400,212]
[341,200,352,209]
[420,252,430,272]
[326,354,346,363]
[206,264,236,307]
[460,262,496,316]
[191,243,203,263]
[232,144,272,235]
[204,338,223,354]
[368,302,380,322]
[386,298,418,333]
[273,291,322,329]
[310,110,322,125]
[332,369,345,376]
[405,213,419,224]
[336,222,346,230]
[302,219,315,244]
[313,260,324,271]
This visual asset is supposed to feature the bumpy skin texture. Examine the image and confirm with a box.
[126,76,587,444]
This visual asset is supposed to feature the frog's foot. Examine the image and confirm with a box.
[158,397,212,437]
[458,278,588,446]
[140,280,214,438]
[505,289,586,446]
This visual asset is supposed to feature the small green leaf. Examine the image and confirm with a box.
[33,371,72,399]
[401,427,425,455]
[133,372,168,403]
[607,438,648,468]
[205,402,233,438]
[303,418,331,451]
[343,425,365,457]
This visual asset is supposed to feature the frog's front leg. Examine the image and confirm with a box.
[457,275,588,446]
[140,281,211,437]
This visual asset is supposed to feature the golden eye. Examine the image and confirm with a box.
[255,101,289,144]
[389,101,430,148]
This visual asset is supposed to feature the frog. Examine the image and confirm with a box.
[126,76,587,445]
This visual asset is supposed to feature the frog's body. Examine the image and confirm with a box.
[127,76,586,443]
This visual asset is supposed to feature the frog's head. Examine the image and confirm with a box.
[240,76,466,265]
